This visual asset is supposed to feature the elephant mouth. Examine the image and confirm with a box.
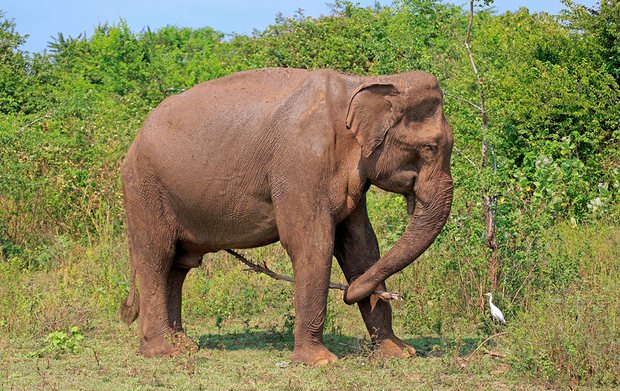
[405,192,416,216]
[404,174,417,216]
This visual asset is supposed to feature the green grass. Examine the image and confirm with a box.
[2,320,528,390]
[508,223,620,386]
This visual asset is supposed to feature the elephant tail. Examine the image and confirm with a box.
[120,267,139,325]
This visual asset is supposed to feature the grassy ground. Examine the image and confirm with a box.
[2,318,526,390]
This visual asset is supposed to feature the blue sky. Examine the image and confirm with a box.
[3,0,600,53]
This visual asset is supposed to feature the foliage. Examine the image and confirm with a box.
[233,0,463,76]
[0,11,28,113]
[562,0,620,82]
[476,7,620,189]
[33,327,85,357]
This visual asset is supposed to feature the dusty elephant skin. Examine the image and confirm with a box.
[120,67,454,366]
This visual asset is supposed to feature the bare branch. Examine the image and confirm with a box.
[453,146,481,172]
[444,92,482,111]
[465,1,488,138]
[465,0,500,291]
[225,249,295,284]
[481,347,504,358]
[465,332,507,362]
[18,113,52,132]
[225,249,402,301]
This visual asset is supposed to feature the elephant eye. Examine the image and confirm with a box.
[419,143,437,159]
[421,143,437,153]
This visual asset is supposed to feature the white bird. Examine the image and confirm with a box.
[485,293,506,324]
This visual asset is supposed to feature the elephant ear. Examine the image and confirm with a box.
[345,83,402,158]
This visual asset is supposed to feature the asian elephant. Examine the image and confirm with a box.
[119,68,454,366]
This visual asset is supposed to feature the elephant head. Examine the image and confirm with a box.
[344,72,454,304]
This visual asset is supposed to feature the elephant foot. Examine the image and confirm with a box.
[140,331,197,357]
[373,335,416,359]
[291,344,338,366]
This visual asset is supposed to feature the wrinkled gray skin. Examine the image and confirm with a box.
[120,68,453,366]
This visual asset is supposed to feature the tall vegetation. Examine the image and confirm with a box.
[1,0,619,386]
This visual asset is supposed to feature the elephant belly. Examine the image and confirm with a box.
[175,197,280,253]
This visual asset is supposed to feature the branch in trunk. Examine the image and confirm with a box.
[224,249,401,301]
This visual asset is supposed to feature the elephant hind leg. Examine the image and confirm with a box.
[131,232,177,357]
[168,251,202,331]
[167,265,190,331]
[162,253,201,354]
[122,169,195,357]
[123,211,187,355]
[165,267,197,354]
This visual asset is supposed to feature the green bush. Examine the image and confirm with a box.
[35,327,85,357]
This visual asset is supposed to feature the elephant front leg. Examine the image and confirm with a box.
[334,199,416,359]
[290,258,338,366]
[277,211,338,366]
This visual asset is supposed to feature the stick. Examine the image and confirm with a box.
[481,347,504,358]
[443,92,482,111]
[465,332,507,361]
[224,249,402,301]
[453,146,481,173]
[18,113,51,132]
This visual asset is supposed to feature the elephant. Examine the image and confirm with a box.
[119,67,454,366]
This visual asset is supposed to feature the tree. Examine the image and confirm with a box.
[562,0,620,81]
[0,10,28,113]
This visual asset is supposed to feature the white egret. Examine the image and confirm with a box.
[485,293,506,324]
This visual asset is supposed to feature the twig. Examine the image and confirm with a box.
[224,249,402,301]
[481,347,504,358]
[465,332,506,361]
[92,347,102,369]
[510,261,536,306]
[444,92,482,111]
[18,114,52,132]
[453,146,481,173]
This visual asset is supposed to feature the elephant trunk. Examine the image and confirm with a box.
[344,169,453,304]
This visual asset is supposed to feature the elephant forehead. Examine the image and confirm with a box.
[401,71,441,91]
[395,113,446,148]
[402,85,442,107]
